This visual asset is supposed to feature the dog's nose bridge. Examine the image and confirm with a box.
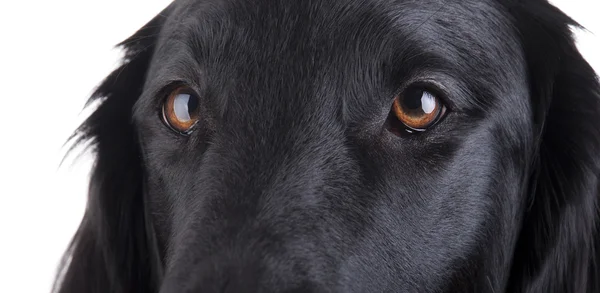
[212,109,345,193]
[158,238,324,293]
[159,111,354,292]
[158,255,261,293]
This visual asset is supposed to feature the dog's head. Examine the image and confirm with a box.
[55,1,600,292]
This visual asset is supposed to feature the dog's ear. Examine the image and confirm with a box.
[505,2,600,293]
[53,5,173,293]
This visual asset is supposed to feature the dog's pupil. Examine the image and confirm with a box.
[404,88,424,112]
[187,94,199,115]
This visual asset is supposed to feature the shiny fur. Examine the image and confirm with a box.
[54,0,600,292]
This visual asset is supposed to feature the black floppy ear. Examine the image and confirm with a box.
[506,2,600,293]
[53,5,173,293]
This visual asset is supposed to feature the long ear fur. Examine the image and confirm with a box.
[505,1,600,292]
[53,6,172,293]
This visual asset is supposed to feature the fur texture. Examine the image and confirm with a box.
[54,0,600,292]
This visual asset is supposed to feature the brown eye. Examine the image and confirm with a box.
[391,87,445,132]
[162,86,200,134]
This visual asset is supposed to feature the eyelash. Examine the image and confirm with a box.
[393,81,451,107]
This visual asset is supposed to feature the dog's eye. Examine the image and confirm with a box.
[389,86,446,133]
[162,86,200,134]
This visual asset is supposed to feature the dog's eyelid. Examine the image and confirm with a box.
[148,80,200,107]
[397,79,453,111]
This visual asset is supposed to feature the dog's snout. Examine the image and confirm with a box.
[155,136,351,292]
[159,252,323,293]
[159,259,258,293]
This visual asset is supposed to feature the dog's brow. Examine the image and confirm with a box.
[405,1,445,37]
[148,2,503,113]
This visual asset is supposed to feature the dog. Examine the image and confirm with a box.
[53,0,600,292]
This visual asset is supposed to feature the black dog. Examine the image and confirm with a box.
[54,1,600,292]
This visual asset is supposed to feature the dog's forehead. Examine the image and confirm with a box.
[158,0,510,56]
[161,0,513,49]
[144,0,523,121]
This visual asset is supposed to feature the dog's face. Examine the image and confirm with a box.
[138,0,532,291]
[56,1,600,293]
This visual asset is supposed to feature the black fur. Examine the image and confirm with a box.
[54,1,600,292]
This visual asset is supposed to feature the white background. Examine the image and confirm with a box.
[0,1,598,292]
